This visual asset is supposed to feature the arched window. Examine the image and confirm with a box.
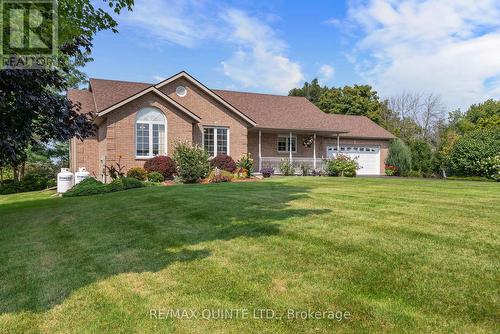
[136,108,166,158]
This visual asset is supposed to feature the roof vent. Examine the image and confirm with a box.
[176,86,187,97]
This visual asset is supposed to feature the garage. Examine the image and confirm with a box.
[326,145,381,175]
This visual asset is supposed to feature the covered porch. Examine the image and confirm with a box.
[249,128,347,174]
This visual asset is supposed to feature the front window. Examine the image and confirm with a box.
[136,108,166,158]
[204,127,228,156]
[277,135,297,153]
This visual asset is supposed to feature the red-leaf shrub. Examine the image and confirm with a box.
[144,156,176,180]
[210,154,237,172]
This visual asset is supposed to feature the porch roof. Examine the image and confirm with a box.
[250,127,348,136]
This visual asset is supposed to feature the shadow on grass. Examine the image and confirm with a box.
[0,181,327,314]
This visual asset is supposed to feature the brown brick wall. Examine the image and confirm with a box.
[104,92,194,171]
[157,77,249,159]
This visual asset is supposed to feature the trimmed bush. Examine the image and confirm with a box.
[108,177,145,192]
[210,154,237,172]
[147,172,164,183]
[63,178,108,197]
[236,153,254,177]
[144,156,176,180]
[108,178,125,192]
[173,142,210,183]
[325,154,359,177]
[126,167,147,181]
[120,177,145,189]
[386,139,412,176]
[448,128,500,177]
[207,169,234,183]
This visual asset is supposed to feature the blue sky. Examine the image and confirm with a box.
[85,0,500,111]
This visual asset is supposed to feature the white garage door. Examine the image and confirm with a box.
[326,145,381,175]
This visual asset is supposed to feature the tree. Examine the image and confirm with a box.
[407,139,433,175]
[448,127,500,177]
[317,85,384,123]
[387,92,445,142]
[386,139,412,176]
[0,0,133,177]
[288,78,328,105]
[462,99,500,132]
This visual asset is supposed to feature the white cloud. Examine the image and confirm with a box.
[152,75,166,82]
[122,0,219,48]
[346,0,500,110]
[120,1,303,94]
[220,9,303,94]
[318,64,335,83]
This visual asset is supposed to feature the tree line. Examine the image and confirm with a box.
[289,79,500,180]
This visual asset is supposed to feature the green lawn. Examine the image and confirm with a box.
[0,177,498,333]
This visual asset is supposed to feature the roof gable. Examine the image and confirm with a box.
[155,71,256,126]
[98,86,201,122]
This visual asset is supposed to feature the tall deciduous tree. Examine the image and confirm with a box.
[288,78,327,105]
[0,0,134,178]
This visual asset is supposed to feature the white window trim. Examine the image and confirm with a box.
[277,135,297,153]
[202,126,230,157]
[135,109,167,159]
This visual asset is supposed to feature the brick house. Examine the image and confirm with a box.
[68,71,394,180]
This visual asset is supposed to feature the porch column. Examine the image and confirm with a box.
[258,130,262,172]
[313,133,317,169]
[289,131,293,164]
[337,134,340,155]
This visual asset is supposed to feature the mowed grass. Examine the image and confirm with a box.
[0,177,498,333]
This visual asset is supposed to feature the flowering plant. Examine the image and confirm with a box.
[234,167,249,179]
[385,165,398,176]
[260,167,274,178]
[236,153,253,177]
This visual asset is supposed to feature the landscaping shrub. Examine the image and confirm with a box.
[236,153,254,176]
[107,177,145,192]
[386,139,412,176]
[448,128,500,178]
[260,167,274,178]
[172,142,210,183]
[299,164,309,176]
[278,159,294,176]
[311,169,324,176]
[126,167,147,181]
[144,156,176,180]
[207,169,234,183]
[0,180,21,195]
[408,139,433,176]
[325,154,359,177]
[210,154,237,172]
[120,177,145,189]
[63,178,109,197]
[147,171,164,183]
[20,172,49,191]
[0,172,52,194]
[107,178,125,192]
[385,165,397,176]
[408,170,423,178]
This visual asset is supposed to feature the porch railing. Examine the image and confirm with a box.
[260,157,326,174]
